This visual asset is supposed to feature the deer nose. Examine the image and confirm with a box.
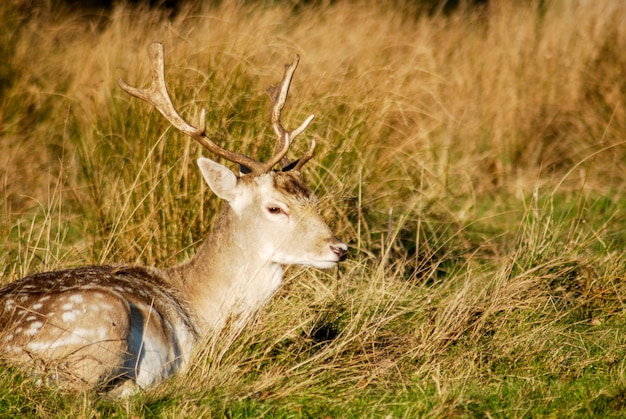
[330,242,348,262]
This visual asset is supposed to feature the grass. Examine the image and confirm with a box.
[1,0,626,416]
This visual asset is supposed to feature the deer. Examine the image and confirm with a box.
[0,42,347,395]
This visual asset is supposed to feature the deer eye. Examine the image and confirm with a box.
[267,206,285,215]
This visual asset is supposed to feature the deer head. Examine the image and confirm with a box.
[197,158,346,268]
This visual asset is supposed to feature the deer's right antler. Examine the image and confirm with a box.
[117,42,315,176]
[267,54,316,172]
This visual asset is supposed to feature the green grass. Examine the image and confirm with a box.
[1,0,626,417]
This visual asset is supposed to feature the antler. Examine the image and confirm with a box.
[117,42,316,176]
[267,54,316,171]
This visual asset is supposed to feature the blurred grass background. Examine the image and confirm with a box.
[1,0,626,416]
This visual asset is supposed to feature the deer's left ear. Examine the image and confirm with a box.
[198,157,239,202]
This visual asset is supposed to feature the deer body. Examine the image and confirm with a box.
[0,43,347,394]
[1,265,198,391]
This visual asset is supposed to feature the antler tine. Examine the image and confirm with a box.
[117,42,266,175]
[267,54,316,171]
[291,139,316,172]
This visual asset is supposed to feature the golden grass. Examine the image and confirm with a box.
[1,0,626,416]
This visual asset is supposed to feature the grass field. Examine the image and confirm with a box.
[1,0,626,416]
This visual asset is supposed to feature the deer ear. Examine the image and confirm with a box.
[197,157,239,202]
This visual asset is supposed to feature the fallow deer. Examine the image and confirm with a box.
[0,42,347,394]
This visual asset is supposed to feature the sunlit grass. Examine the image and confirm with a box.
[1,0,626,416]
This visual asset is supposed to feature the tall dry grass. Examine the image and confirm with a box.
[1,0,626,416]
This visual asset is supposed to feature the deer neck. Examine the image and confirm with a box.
[166,206,283,333]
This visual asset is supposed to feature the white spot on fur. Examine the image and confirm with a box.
[61,303,74,311]
[4,299,15,310]
[25,321,43,336]
[95,328,109,340]
[4,344,21,353]
[61,311,78,323]
[26,335,84,351]
[69,294,84,304]
[32,303,43,310]
[72,327,98,339]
